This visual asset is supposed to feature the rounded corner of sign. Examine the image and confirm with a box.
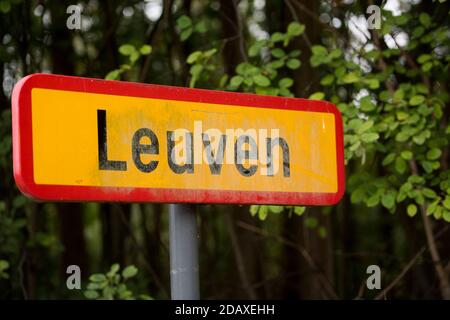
[335,189,345,205]
[326,102,342,118]
[12,78,28,107]
[12,74,40,110]
[13,178,34,201]
[330,182,346,206]
[13,73,51,94]
[13,73,37,91]
[13,170,44,202]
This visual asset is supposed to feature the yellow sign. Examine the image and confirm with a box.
[13,74,345,204]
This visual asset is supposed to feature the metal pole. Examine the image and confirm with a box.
[169,204,200,300]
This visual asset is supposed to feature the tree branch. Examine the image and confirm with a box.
[236,220,339,299]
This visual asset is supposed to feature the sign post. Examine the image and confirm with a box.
[169,204,199,300]
[12,73,345,300]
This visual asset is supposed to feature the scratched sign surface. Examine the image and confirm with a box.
[12,73,345,205]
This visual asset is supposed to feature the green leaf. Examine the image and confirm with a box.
[395,157,407,174]
[119,44,135,56]
[434,206,442,219]
[258,206,268,220]
[289,49,301,58]
[230,75,244,88]
[177,15,192,29]
[427,200,439,215]
[279,88,293,97]
[180,28,193,41]
[397,191,407,203]
[422,62,433,72]
[187,51,202,64]
[271,48,285,58]
[351,188,365,203]
[203,48,217,58]
[286,59,301,69]
[305,217,318,228]
[139,45,152,55]
[102,286,114,300]
[89,274,106,282]
[320,74,334,86]
[294,206,306,216]
[361,132,379,143]
[287,22,305,36]
[270,32,285,43]
[267,60,284,69]
[355,120,373,134]
[269,206,283,213]
[360,96,376,112]
[366,78,380,89]
[253,75,270,87]
[189,64,203,77]
[415,192,425,205]
[396,15,409,27]
[248,41,264,57]
[417,54,431,64]
[443,197,450,210]
[311,45,327,56]
[401,151,413,160]
[426,148,442,160]
[310,55,324,67]
[419,13,431,27]
[249,205,259,216]
[443,211,450,223]
[422,188,437,199]
[194,20,207,33]
[129,51,139,63]
[329,48,342,59]
[309,92,324,100]
[366,195,379,207]
[408,175,424,184]
[318,226,327,238]
[0,1,11,13]
[279,78,293,88]
[418,104,430,115]
[421,161,434,173]
[434,104,443,119]
[343,72,359,84]
[122,265,138,279]
[84,290,99,299]
[348,119,363,131]
[87,282,102,290]
[413,134,426,145]
[382,194,395,209]
[396,111,409,121]
[393,88,404,101]
[109,263,120,275]
[407,204,418,217]
[409,95,425,106]
[0,260,9,271]
[412,26,425,38]
[382,153,396,166]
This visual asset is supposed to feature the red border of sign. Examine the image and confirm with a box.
[12,73,345,205]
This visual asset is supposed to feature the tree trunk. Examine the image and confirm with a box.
[281,0,331,299]
[48,0,89,278]
[219,0,246,75]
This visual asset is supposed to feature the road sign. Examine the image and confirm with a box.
[12,73,345,205]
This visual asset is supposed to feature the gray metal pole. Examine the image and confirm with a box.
[169,204,200,300]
